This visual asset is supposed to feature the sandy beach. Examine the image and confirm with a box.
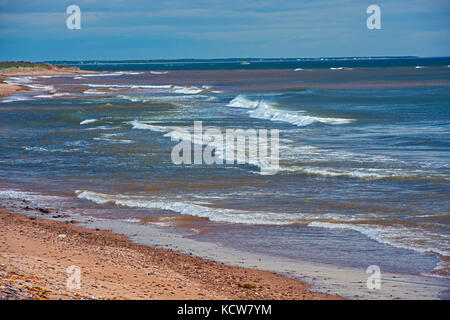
[0,208,340,300]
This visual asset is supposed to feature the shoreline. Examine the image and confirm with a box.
[0,66,96,98]
[1,190,448,300]
[0,208,340,300]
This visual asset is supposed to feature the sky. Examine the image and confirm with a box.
[0,0,449,61]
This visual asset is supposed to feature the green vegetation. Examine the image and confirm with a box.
[0,61,65,70]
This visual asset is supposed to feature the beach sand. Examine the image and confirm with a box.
[0,209,340,300]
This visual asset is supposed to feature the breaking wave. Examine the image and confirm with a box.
[228,95,353,126]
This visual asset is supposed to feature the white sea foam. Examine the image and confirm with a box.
[173,86,204,94]
[1,95,33,103]
[128,120,168,132]
[84,83,206,96]
[22,146,80,153]
[228,95,353,126]
[5,76,32,84]
[228,95,260,109]
[281,166,398,179]
[118,95,152,103]
[150,71,168,75]
[83,89,108,95]
[132,85,173,89]
[26,84,55,92]
[75,190,300,225]
[122,71,143,75]
[80,119,98,125]
[0,189,64,202]
[74,189,450,259]
[5,76,56,96]
[34,92,70,99]
[279,164,447,181]
[93,137,134,144]
[22,146,50,152]
[81,72,125,77]
[129,120,277,171]
[5,77,54,93]
[308,221,449,257]
[129,120,197,143]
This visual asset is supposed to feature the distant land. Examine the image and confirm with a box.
[45,56,422,64]
[40,56,450,72]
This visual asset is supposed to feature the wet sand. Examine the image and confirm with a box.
[0,208,339,300]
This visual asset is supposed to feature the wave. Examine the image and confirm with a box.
[308,221,449,257]
[329,67,352,70]
[128,120,277,172]
[281,166,410,180]
[26,84,55,92]
[75,189,450,267]
[83,89,108,95]
[22,146,80,153]
[75,190,299,225]
[85,83,204,95]
[86,84,172,89]
[4,76,55,97]
[128,120,168,132]
[4,76,32,84]
[118,95,152,103]
[34,92,71,99]
[80,119,98,125]
[278,164,449,182]
[228,95,260,109]
[228,95,353,126]
[1,95,33,103]
[93,137,134,144]
[150,71,168,75]
[173,86,203,94]
[23,146,49,152]
[80,72,126,77]
[0,189,65,203]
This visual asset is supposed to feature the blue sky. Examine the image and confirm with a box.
[0,0,449,61]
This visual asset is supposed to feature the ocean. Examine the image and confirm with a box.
[1,57,449,282]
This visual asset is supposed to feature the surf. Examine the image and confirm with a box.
[228,95,353,126]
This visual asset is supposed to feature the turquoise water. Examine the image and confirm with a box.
[1,58,449,278]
